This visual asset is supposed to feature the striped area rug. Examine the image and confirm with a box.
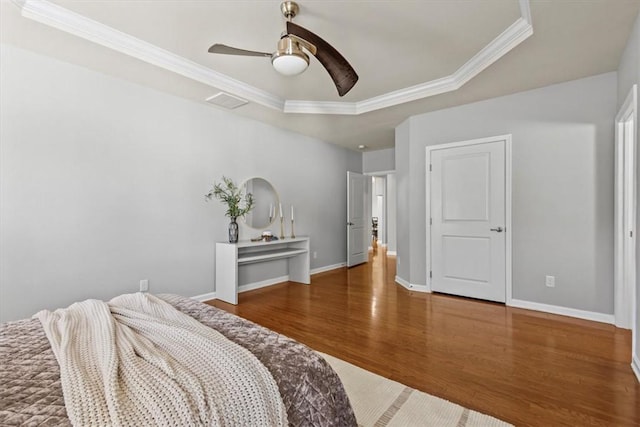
[320,353,512,427]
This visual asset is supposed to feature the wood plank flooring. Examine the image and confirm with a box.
[208,249,640,426]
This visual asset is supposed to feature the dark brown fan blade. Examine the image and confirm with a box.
[286,21,358,97]
[208,44,272,57]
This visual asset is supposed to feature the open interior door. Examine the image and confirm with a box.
[347,171,368,267]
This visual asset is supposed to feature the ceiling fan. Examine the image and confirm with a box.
[207,1,358,97]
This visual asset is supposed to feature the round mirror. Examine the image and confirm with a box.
[242,177,279,230]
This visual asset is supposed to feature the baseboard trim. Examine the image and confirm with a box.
[632,355,640,383]
[395,276,431,293]
[395,275,410,288]
[508,299,615,325]
[201,263,346,301]
[311,262,346,275]
[192,291,216,302]
[386,250,397,256]
[239,275,290,293]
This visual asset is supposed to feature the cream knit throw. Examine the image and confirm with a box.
[35,293,287,427]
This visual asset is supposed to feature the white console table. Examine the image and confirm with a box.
[215,236,310,304]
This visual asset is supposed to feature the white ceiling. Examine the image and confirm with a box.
[2,0,639,151]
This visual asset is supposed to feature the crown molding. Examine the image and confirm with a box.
[14,0,285,111]
[284,100,358,115]
[14,0,532,116]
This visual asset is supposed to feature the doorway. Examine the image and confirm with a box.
[426,135,512,303]
[371,176,386,249]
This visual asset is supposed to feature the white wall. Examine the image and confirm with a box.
[396,72,617,315]
[617,11,640,372]
[0,44,361,322]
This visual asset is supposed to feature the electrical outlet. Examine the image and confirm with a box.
[545,275,555,288]
[140,279,149,292]
[313,251,317,259]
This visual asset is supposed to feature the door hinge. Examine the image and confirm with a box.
[429,270,432,278]
[430,217,432,225]
[429,164,432,172]
[631,230,634,238]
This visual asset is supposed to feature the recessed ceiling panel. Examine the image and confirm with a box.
[51,0,521,101]
[4,0,640,150]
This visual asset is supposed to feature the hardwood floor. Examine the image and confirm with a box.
[208,249,640,426]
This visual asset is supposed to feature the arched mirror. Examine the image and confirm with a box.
[242,177,279,230]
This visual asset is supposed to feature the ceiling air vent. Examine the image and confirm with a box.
[205,92,248,109]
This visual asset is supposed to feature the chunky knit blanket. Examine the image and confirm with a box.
[35,293,287,427]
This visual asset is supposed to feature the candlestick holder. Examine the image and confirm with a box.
[290,219,296,238]
[280,217,285,239]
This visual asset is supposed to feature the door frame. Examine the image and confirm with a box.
[347,171,368,267]
[425,134,512,301]
[614,84,637,337]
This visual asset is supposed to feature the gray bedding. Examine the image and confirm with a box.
[0,294,356,426]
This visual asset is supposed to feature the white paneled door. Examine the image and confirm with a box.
[347,171,368,267]
[429,139,506,302]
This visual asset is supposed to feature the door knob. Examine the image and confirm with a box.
[490,227,504,232]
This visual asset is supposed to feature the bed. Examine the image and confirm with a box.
[0,294,356,426]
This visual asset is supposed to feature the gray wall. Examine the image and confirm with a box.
[617,11,640,363]
[363,148,394,173]
[395,121,410,280]
[0,44,361,322]
[386,174,397,253]
[396,72,617,314]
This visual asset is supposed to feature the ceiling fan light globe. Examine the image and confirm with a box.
[272,36,309,76]
[272,53,309,76]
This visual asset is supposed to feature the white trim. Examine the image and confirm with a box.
[386,250,397,256]
[13,0,533,116]
[452,18,532,94]
[614,85,637,340]
[364,170,396,176]
[201,263,346,300]
[192,291,217,302]
[15,0,285,111]
[311,262,347,275]
[509,299,615,325]
[632,355,640,383]
[284,100,357,115]
[238,275,290,293]
[518,0,533,23]
[395,276,431,293]
[395,275,411,288]
[505,137,513,304]
[425,134,513,301]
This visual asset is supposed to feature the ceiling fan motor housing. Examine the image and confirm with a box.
[272,36,309,75]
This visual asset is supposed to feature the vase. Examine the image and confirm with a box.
[228,217,239,243]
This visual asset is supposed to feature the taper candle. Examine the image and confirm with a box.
[291,205,294,220]
[279,203,283,218]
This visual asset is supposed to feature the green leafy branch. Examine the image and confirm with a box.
[205,176,254,219]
